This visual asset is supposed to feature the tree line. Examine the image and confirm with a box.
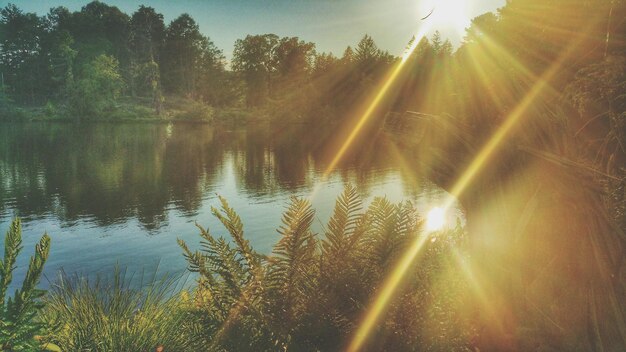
[1,0,625,129]
[0,1,453,121]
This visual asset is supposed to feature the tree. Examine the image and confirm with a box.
[64,1,130,81]
[129,5,165,64]
[566,55,626,166]
[161,13,225,100]
[129,5,165,101]
[81,1,130,64]
[0,4,45,104]
[463,12,499,44]
[68,54,124,119]
[232,34,280,107]
[274,37,315,79]
[312,52,338,78]
[341,46,355,65]
[354,34,381,71]
[40,13,77,101]
[194,35,227,105]
[136,60,163,114]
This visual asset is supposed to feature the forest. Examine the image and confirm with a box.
[1,0,626,351]
[1,0,434,122]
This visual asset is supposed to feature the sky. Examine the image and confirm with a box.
[1,0,506,60]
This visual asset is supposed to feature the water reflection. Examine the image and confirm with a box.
[0,122,462,288]
[0,122,409,228]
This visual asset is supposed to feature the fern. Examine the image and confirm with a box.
[268,196,316,297]
[321,184,364,260]
[178,200,272,350]
[211,196,261,275]
[0,218,51,351]
[364,197,409,269]
[180,190,468,351]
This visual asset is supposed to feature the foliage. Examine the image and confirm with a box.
[566,55,626,165]
[0,4,46,105]
[172,100,213,121]
[129,5,165,65]
[40,268,195,352]
[161,13,226,102]
[232,34,280,107]
[179,187,470,351]
[0,218,51,351]
[67,54,124,119]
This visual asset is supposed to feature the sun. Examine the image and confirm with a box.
[425,207,446,232]
[418,0,471,35]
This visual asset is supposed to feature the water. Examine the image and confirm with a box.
[0,121,462,288]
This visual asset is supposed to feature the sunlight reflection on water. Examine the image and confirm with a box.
[0,122,463,289]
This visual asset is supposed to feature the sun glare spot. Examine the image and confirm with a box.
[418,0,471,35]
[425,207,445,232]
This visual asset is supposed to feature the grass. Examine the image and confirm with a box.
[39,268,198,352]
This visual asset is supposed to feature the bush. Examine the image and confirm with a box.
[173,100,213,121]
[178,186,470,351]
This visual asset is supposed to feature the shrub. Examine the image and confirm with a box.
[179,186,470,351]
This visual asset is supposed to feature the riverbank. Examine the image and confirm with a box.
[0,96,267,125]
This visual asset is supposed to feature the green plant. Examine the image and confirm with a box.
[41,268,194,352]
[179,186,470,351]
[0,218,51,351]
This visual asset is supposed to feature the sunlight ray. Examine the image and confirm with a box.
[464,47,509,111]
[443,22,595,211]
[346,231,432,352]
[451,249,505,331]
[323,26,429,179]
[346,12,604,351]
[307,23,432,201]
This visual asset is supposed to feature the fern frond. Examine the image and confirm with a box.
[322,184,363,259]
[268,196,317,324]
[0,218,23,307]
[0,219,50,351]
[273,196,316,269]
[211,196,262,276]
[363,198,418,270]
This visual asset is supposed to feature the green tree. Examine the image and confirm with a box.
[162,13,224,99]
[129,5,165,65]
[39,16,77,101]
[354,34,382,71]
[232,34,280,107]
[63,1,130,82]
[0,4,45,104]
[274,37,315,79]
[68,54,124,119]
[129,5,165,99]
[136,60,163,114]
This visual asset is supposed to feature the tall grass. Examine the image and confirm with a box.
[40,268,197,351]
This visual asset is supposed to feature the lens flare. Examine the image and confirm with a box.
[425,206,445,232]
[418,0,471,35]
[346,11,601,352]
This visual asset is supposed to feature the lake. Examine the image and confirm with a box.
[0,122,463,288]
